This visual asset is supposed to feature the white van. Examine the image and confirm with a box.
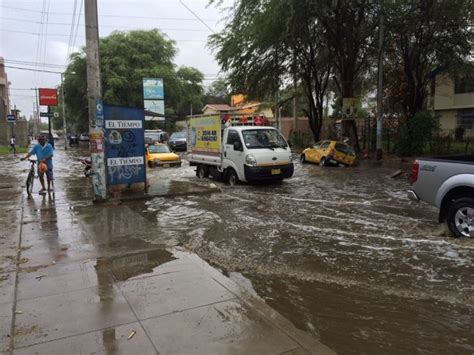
[187,115,293,185]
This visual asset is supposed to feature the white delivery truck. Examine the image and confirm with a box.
[187,114,294,185]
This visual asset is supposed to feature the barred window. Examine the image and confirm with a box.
[457,110,474,129]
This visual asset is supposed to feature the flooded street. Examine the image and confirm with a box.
[140,155,474,354]
[6,146,472,354]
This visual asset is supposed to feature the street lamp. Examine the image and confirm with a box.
[61,71,75,150]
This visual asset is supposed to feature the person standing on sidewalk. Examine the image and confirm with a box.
[21,135,54,193]
[9,136,16,154]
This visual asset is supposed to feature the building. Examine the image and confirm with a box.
[202,95,274,118]
[431,72,474,138]
[0,57,11,121]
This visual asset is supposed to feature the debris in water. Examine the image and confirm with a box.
[390,169,403,178]
[35,275,46,281]
[15,311,23,315]
[127,330,136,340]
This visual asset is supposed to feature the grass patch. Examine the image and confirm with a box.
[0,146,28,155]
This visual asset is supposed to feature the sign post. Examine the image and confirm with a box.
[39,88,58,148]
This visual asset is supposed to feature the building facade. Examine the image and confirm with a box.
[0,57,11,121]
[432,73,474,138]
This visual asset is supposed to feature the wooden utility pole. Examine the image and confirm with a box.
[376,5,384,160]
[85,0,107,201]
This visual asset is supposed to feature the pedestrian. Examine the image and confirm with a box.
[21,135,54,193]
[9,136,16,154]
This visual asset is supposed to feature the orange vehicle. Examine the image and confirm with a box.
[300,140,356,167]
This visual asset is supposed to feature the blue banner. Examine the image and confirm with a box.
[104,105,145,186]
[143,78,164,100]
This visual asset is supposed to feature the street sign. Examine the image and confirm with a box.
[96,99,104,127]
[104,105,146,186]
[40,112,54,117]
[39,88,58,106]
[6,114,15,122]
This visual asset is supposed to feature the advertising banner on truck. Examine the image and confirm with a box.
[189,115,221,155]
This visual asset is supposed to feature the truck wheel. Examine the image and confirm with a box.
[300,154,306,163]
[226,169,238,186]
[319,157,327,167]
[196,165,209,179]
[447,198,474,238]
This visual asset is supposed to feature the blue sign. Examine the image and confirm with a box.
[96,99,104,128]
[7,114,15,122]
[104,105,146,186]
[143,78,164,100]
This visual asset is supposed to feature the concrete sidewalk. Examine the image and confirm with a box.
[0,151,333,354]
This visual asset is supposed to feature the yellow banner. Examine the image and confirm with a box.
[190,116,221,153]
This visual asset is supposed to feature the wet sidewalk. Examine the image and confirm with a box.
[0,150,332,354]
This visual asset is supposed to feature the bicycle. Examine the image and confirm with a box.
[25,159,36,196]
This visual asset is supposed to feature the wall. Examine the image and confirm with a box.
[0,120,29,147]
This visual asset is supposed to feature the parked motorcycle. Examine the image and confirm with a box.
[81,157,93,177]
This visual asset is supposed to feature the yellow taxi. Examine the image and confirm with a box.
[145,143,181,168]
[300,140,356,167]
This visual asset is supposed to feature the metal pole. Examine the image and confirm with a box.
[85,0,107,201]
[376,5,384,160]
[61,73,68,150]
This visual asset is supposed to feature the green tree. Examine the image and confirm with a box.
[385,0,473,117]
[209,0,332,141]
[63,29,204,132]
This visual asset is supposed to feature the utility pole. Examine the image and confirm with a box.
[375,4,384,160]
[61,73,68,150]
[85,0,107,201]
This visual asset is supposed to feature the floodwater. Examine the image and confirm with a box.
[140,155,474,354]
[22,146,473,354]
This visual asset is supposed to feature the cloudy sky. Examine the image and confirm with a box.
[1,0,232,119]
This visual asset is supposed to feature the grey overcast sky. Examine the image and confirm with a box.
[1,0,232,119]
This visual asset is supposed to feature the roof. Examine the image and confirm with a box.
[202,104,232,111]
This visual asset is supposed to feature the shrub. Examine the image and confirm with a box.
[394,111,439,156]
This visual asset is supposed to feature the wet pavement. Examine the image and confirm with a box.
[1,145,473,354]
[0,147,331,354]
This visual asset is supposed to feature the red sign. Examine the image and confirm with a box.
[39,88,58,106]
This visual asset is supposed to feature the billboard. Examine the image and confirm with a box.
[39,88,58,106]
[144,100,165,121]
[143,78,164,100]
[104,105,146,186]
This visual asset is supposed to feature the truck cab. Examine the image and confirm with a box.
[222,126,293,184]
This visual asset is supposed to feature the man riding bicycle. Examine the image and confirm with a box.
[21,135,54,193]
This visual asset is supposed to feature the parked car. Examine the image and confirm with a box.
[145,130,169,145]
[145,143,181,167]
[52,132,59,140]
[169,131,187,151]
[300,140,356,167]
[408,154,474,238]
[79,133,89,142]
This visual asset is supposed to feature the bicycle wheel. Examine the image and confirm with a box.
[26,171,34,196]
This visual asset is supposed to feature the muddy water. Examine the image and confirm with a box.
[142,158,474,354]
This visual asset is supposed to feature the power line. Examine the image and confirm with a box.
[0,28,208,42]
[0,4,219,22]
[5,65,63,74]
[0,17,212,32]
[71,0,84,57]
[179,0,215,33]
[4,59,66,68]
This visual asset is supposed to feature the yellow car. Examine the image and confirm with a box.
[300,140,356,167]
[145,143,181,168]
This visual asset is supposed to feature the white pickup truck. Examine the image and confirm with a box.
[187,114,294,185]
[408,155,474,238]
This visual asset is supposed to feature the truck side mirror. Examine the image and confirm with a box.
[233,141,243,151]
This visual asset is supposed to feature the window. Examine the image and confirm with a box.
[170,132,186,139]
[313,142,321,149]
[227,130,241,145]
[242,129,287,149]
[148,145,170,153]
[335,143,355,156]
[454,76,474,94]
[320,142,330,149]
[457,110,474,130]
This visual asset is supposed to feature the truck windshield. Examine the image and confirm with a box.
[242,129,288,149]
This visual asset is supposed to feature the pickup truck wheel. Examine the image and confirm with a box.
[447,198,474,238]
[300,154,306,164]
[226,169,238,186]
[196,165,209,179]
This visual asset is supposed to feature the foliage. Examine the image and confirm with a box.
[63,30,204,133]
[384,0,473,116]
[202,78,232,106]
[394,111,439,156]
